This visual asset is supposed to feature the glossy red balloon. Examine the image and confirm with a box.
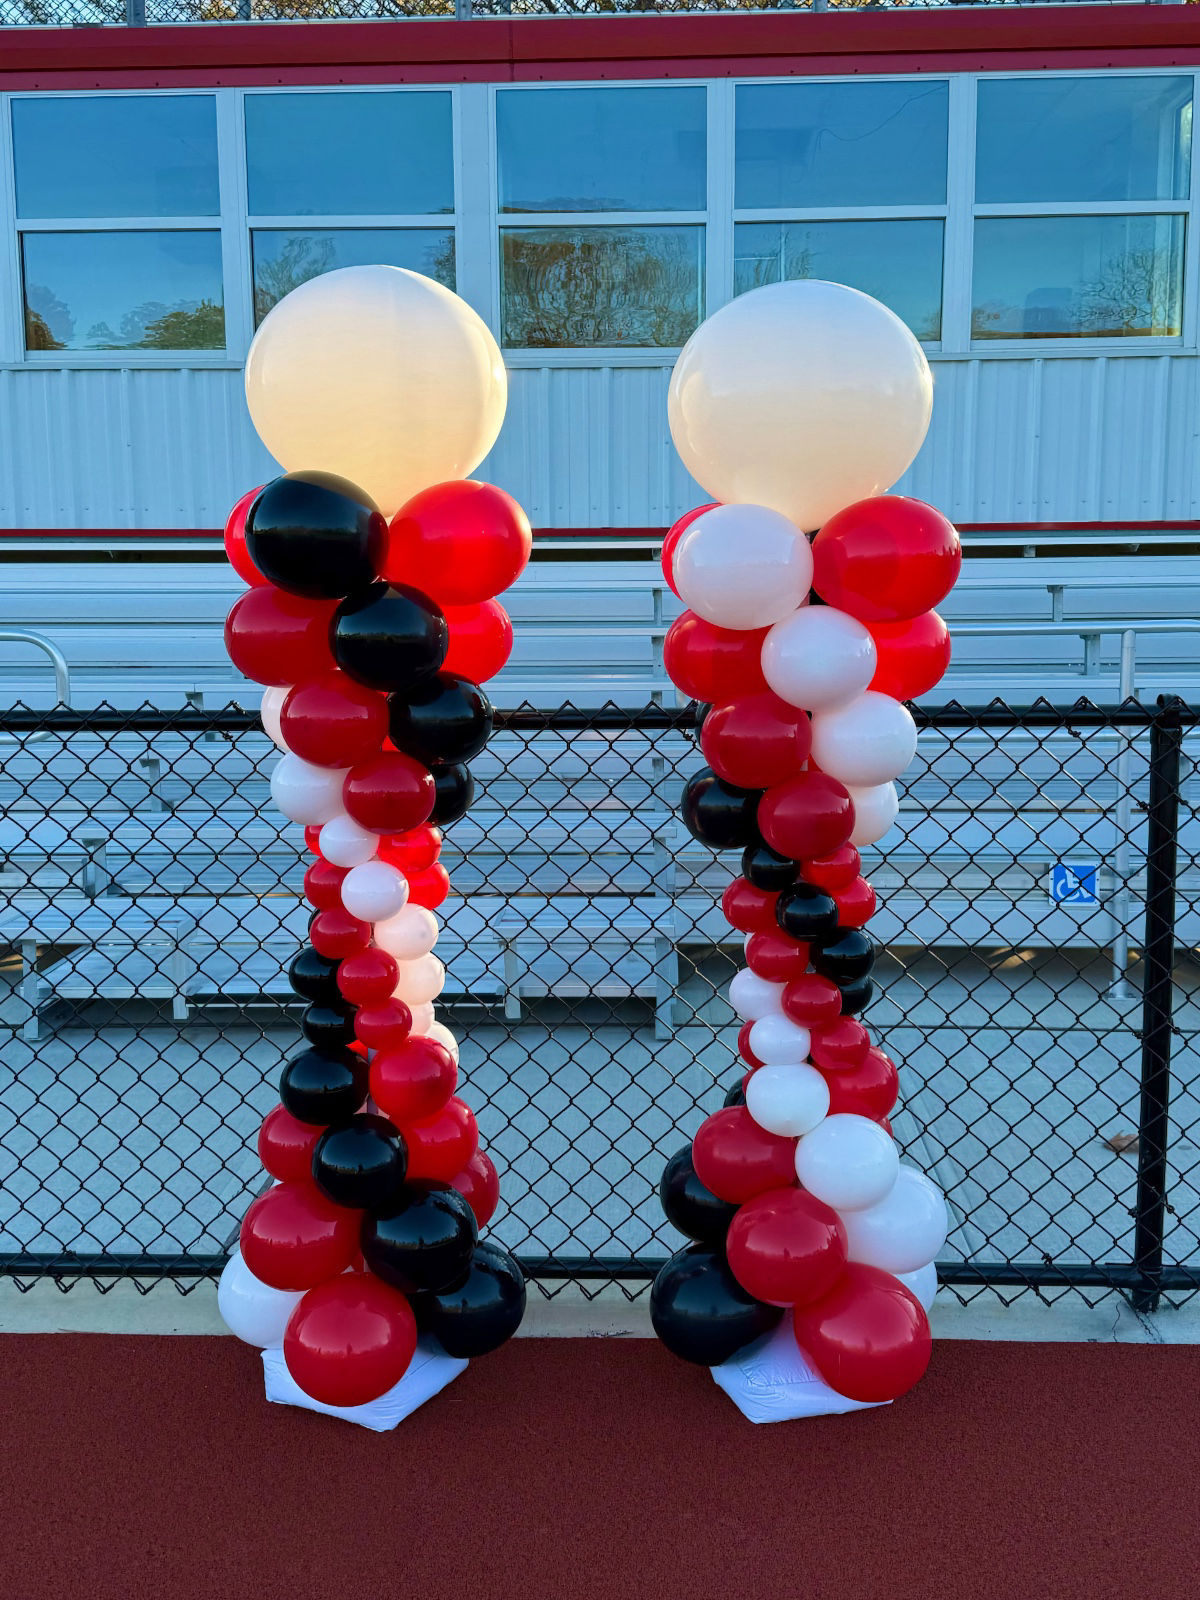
[661,504,718,599]
[663,613,769,704]
[801,845,861,893]
[812,496,962,624]
[726,1186,848,1308]
[303,826,323,856]
[407,863,450,910]
[810,1016,871,1072]
[793,1263,932,1403]
[343,751,435,835]
[868,610,952,701]
[442,600,514,683]
[239,1180,360,1291]
[759,771,855,862]
[745,930,810,984]
[378,824,442,873]
[224,587,338,687]
[279,671,388,770]
[824,1045,899,1121]
[403,1096,479,1184]
[833,876,877,929]
[338,947,400,1007]
[737,1020,763,1069]
[223,485,267,587]
[782,973,843,1029]
[355,999,413,1051]
[451,1149,501,1230]
[303,858,348,912]
[370,1036,458,1125]
[722,876,778,935]
[284,1273,417,1407]
[701,690,813,790]
[310,907,371,961]
[258,1104,323,1185]
[384,480,532,605]
[691,1107,798,1206]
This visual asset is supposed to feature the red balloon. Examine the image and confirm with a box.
[303,826,323,856]
[338,947,400,1007]
[355,998,413,1051]
[833,876,877,929]
[442,600,513,683]
[692,1107,798,1206]
[223,486,267,587]
[824,1045,899,1121]
[370,1036,458,1125]
[224,587,338,688]
[801,845,861,893]
[722,876,778,935]
[451,1149,501,1229]
[384,481,532,604]
[258,1105,323,1184]
[279,672,388,770]
[793,1263,932,1402]
[304,858,348,912]
[407,863,450,910]
[759,771,854,861]
[878,1115,894,1138]
[810,1016,871,1071]
[240,1180,360,1291]
[284,1273,417,1407]
[403,1096,479,1183]
[726,1186,848,1308]
[343,751,435,835]
[737,1020,763,1069]
[661,504,717,599]
[868,610,952,701]
[378,824,442,874]
[701,691,812,790]
[782,973,843,1029]
[745,930,810,984]
[812,496,962,624]
[310,907,371,961]
[663,613,768,704]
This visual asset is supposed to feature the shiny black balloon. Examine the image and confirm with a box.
[244,471,385,599]
[288,945,342,1007]
[389,673,493,768]
[279,1046,368,1126]
[431,763,475,826]
[650,1245,782,1367]
[776,881,840,942]
[660,1146,738,1244]
[313,1113,407,1210]
[681,768,762,851]
[361,1182,478,1295]
[742,842,799,892]
[332,582,448,694]
[722,1078,747,1109]
[694,702,712,730]
[812,927,876,983]
[837,975,876,1016]
[413,1241,526,1358]
[301,1002,357,1051]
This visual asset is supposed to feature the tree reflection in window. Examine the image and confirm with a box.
[252,230,456,324]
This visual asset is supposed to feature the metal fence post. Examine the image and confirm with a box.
[125,0,147,24]
[1131,694,1185,1313]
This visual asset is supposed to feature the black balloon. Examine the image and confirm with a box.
[812,927,876,983]
[413,1240,526,1357]
[361,1182,478,1295]
[332,582,448,694]
[313,1114,408,1210]
[288,945,342,1007]
[660,1146,738,1244]
[723,1078,747,1109]
[742,842,799,892]
[776,881,840,942]
[279,1046,368,1127]
[694,702,712,730]
[650,1245,783,1366]
[389,673,493,768]
[837,975,876,1016]
[431,763,475,826]
[681,768,762,851]
[244,471,385,599]
[301,1002,357,1051]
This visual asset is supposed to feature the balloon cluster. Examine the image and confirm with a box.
[216,267,529,1410]
[650,281,959,1407]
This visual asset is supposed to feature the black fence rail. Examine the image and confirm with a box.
[0,697,1197,1308]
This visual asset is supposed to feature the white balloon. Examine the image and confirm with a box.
[811,692,918,787]
[895,1261,940,1312]
[761,607,877,713]
[746,1061,829,1138]
[842,1168,948,1275]
[269,754,348,826]
[319,811,379,869]
[673,504,813,631]
[374,902,439,962]
[245,266,507,517]
[341,859,409,924]
[217,1249,303,1348]
[408,1000,436,1034]
[747,1012,812,1066]
[261,685,290,752]
[668,280,933,531]
[393,953,446,1007]
[848,781,900,847]
[426,1020,460,1064]
[728,968,786,1022]
[795,1113,899,1212]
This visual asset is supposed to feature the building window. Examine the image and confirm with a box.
[496,86,707,348]
[244,90,455,324]
[972,76,1192,342]
[12,95,224,353]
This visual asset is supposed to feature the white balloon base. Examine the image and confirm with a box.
[261,1338,468,1432]
[711,1319,889,1424]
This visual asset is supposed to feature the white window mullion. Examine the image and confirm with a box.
[706,78,735,317]
[0,94,23,364]
[941,73,977,355]
[217,87,253,360]
[1181,71,1200,347]
[454,83,496,335]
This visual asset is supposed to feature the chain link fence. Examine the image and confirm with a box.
[0,697,1197,1308]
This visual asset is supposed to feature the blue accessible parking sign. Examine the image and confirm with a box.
[1048,862,1101,906]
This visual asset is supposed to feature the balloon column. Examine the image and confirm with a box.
[652,281,958,1409]
[216,267,528,1415]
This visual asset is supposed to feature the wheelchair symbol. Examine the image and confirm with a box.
[1049,863,1100,906]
